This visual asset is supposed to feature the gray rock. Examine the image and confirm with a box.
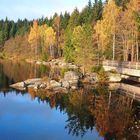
[10,78,42,90]
[34,86,39,90]
[71,86,78,90]
[40,83,47,89]
[108,73,121,82]
[27,85,35,88]
[69,80,78,89]
[69,80,78,85]
[35,82,42,86]
[58,62,67,68]
[10,82,26,91]
[42,62,49,65]
[84,73,96,84]
[62,80,70,89]
[36,61,42,65]
[68,64,78,69]
[25,78,42,86]
[63,71,80,89]
[47,80,61,89]
[10,82,26,88]
[83,77,91,83]
[64,71,79,81]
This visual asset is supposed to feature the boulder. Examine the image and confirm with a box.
[71,86,78,90]
[27,85,35,88]
[10,82,25,88]
[58,62,67,68]
[108,73,121,82]
[64,71,79,81]
[10,82,26,90]
[69,80,78,86]
[83,73,96,84]
[24,78,42,86]
[63,71,80,89]
[10,78,42,90]
[47,80,61,89]
[39,83,47,89]
[62,80,70,89]
[34,82,42,90]
[68,64,78,69]
[42,62,49,65]
[36,61,42,65]
[34,85,39,90]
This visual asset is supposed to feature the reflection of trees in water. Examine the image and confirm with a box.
[1,61,139,139]
[1,61,47,82]
[126,100,140,140]
[0,89,27,97]
[65,89,96,137]
[28,85,140,139]
[0,60,62,90]
[0,60,50,90]
[95,84,133,139]
[0,63,14,89]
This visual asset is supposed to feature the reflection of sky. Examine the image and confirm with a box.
[0,91,103,140]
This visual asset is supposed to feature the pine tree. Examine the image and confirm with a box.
[64,8,80,62]
[72,24,94,74]
[3,17,10,41]
[60,12,70,29]
[10,21,16,37]
[67,8,80,30]
[0,30,4,47]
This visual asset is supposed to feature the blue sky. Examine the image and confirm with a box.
[0,0,90,21]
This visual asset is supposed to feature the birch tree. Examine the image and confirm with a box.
[95,0,120,60]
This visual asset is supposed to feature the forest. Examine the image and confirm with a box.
[0,0,140,72]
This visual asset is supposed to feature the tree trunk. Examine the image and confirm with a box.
[136,33,139,62]
[113,33,115,60]
[82,66,85,76]
[50,45,52,58]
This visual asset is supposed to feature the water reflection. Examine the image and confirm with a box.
[0,60,139,140]
[26,84,140,140]
[0,60,50,90]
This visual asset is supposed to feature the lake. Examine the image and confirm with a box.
[0,60,140,140]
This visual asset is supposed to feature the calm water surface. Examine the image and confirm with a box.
[0,60,140,140]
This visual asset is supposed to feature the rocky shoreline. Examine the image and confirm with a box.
[10,69,122,93]
[26,58,79,69]
[10,71,81,92]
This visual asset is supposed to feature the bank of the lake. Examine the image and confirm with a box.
[9,58,122,93]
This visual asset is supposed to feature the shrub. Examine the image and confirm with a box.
[39,64,50,75]
[97,68,109,83]
[0,54,4,59]
[42,76,49,82]
[91,64,103,73]
[41,52,48,61]
[109,69,117,74]
[60,67,69,78]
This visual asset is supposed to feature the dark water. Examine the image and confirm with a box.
[0,60,140,140]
